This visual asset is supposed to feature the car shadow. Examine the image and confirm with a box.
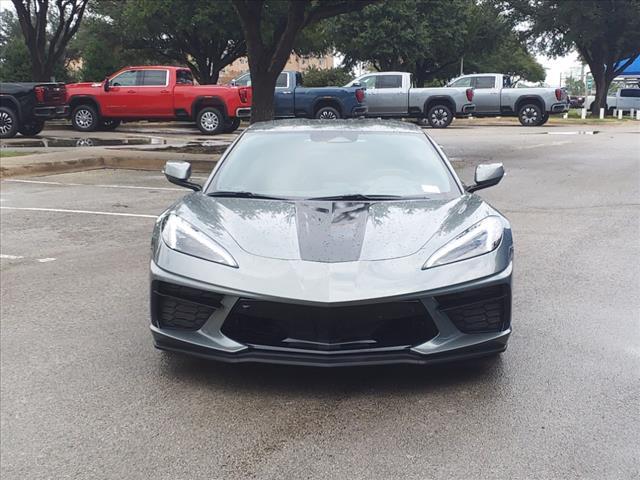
[157,352,506,397]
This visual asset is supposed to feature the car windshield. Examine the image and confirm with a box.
[207,130,460,200]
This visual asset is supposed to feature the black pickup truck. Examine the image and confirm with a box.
[0,82,68,138]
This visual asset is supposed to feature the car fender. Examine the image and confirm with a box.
[67,94,103,115]
[423,95,458,114]
[0,94,24,121]
[310,95,346,116]
[513,94,547,112]
[191,95,229,119]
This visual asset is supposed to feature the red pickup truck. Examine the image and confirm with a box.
[65,66,251,134]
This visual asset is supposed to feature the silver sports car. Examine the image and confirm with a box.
[150,119,513,366]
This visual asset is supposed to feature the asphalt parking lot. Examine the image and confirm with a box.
[1,123,639,479]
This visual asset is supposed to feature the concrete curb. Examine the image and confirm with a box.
[0,152,219,178]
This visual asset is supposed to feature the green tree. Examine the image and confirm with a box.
[331,0,541,86]
[508,0,640,113]
[302,66,352,87]
[1,9,74,82]
[564,76,585,96]
[456,34,545,84]
[232,0,374,123]
[67,5,160,82]
[11,0,89,81]
[118,0,245,84]
[0,10,31,81]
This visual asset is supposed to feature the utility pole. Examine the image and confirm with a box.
[460,57,464,76]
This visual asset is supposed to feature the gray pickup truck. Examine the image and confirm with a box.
[447,73,569,126]
[344,71,475,128]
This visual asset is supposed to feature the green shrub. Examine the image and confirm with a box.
[302,66,353,87]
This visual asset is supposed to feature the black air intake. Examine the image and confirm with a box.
[436,284,511,334]
[221,299,438,351]
[151,281,223,330]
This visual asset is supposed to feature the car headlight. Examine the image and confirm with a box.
[423,216,503,269]
[161,214,238,268]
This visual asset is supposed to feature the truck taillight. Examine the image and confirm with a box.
[466,88,474,102]
[238,87,249,103]
[355,88,365,103]
[34,86,46,103]
[555,88,563,101]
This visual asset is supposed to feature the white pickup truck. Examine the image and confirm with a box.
[345,71,475,128]
[587,88,640,114]
[447,73,569,126]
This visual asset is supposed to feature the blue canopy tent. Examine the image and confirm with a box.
[616,56,640,76]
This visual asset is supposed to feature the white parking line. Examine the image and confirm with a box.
[517,140,572,150]
[0,254,24,260]
[0,206,157,218]
[3,179,183,191]
[37,258,56,263]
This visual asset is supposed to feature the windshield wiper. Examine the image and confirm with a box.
[207,190,286,200]
[308,193,404,201]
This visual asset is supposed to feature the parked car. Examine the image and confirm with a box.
[568,95,585,108]
[587,88,640,114]
[447,73,569,126]
[65,66,251,134]
[344,71,475,128]
[150,119,513,366]
[230,70,367,119]
[0,82,68,139]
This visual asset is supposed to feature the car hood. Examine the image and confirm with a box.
[171,193,494,263]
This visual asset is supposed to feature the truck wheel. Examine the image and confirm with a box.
[196,107,225,135]
[0,106,19,139]
[518,103,543,126]
[72,104,99,132]
[538,112,550,126]
[222,117,241,133]
[315,106,341,119]
[100,119,121,131]
[426,104,453,128]
[18,119,45,137]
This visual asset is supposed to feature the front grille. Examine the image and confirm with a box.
[436,284,511,334]
[151,281,223,330]
[221,299,438,351]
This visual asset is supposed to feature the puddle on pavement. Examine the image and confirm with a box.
[153,141,229,155]
[543,131,600,135]
[1,137,166,148]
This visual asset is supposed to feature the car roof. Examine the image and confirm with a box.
[246,119,424,133]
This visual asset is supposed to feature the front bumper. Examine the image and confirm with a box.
[150,261,512,367]
[34,105,69,119]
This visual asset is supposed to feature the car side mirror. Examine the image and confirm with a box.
[163,161,201,191]
[230,79,237,86]
[466,163,504,193]
[103,78,110,92]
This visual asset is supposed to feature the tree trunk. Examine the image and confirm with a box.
[249,70,278,123]
[590,68,609,115]
[31,62,51,82]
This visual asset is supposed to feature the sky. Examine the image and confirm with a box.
[537,51,582,86]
